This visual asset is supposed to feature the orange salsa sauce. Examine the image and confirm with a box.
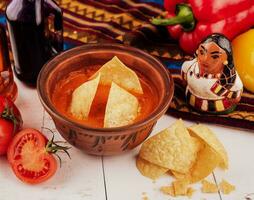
[51,65,159,128]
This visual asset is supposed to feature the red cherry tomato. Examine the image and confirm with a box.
[0,96,22,155]
[0,119,14,154]
[7,129,57,184]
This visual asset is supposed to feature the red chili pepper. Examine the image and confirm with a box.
[152,0,254,54]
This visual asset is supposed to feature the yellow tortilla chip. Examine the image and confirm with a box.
[139,120,200,173]
[188,124,228,169]
[90,56,143,94]
[201,180,218,193]
[70,73,100,119]
[104,82,139,128]
[189,144,220,183]
[140,120,201,174]
[219,179,235,194]
[171,142,220,183]
[171,136,202,181]
[136,157,168,180]
[136,120,229,197]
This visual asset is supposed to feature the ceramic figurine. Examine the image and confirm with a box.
[181,34,243,114]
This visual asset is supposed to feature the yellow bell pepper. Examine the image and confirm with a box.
[232,29,254,93]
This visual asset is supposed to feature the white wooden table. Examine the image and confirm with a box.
[0,78,254,200]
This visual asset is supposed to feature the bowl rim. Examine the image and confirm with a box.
[37,43,174,134]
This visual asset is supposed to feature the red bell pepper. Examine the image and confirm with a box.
[152,0,254,55]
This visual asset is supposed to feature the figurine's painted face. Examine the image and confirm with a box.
[197,42,227,76]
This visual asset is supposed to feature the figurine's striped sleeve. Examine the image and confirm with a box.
[210,82,241,99]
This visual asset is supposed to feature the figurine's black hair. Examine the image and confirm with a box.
[201,33,236,89]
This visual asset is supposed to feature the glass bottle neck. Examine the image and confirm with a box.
[6,0,44,24]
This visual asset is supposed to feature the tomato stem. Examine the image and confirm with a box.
[45,133,71,168]
[1,101,19,133]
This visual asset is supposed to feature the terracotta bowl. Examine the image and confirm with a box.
[37,43,174,156]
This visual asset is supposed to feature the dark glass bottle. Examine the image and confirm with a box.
[5,0,63,85]
[0,25,17,101]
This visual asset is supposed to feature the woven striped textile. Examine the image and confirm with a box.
[1,0,254,130]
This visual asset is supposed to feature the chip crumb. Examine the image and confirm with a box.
[186,187,195,198]
[201,180,218,193]
[141,192,149,200]
[160,186,175,196]
[219,179,235,194]
[173,179,189,195]
[142,196,149,200]
[161,180,190,197]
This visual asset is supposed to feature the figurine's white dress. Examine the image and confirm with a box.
[181,58,243,112]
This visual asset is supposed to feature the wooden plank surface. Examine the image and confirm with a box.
[0,78,254,200]
[0,79,106,200]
